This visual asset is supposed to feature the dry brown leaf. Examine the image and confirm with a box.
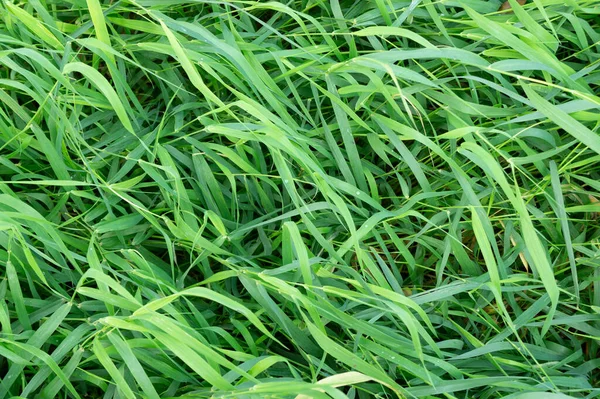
[499,0,526,11]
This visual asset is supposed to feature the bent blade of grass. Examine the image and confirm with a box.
[21,324,92,397]
[471,206,514,334]
[295,372,374,399]
[62,62,134,134]
[283,221,313,287]
[86,0,112,49]
[506,0,558,52]
[471,207,502,297]
[0,340,81,399]
[353,27,435,48]
[92,338,136,399]
[158,20,224,108]
[463,5,581,89]
[6,260,32,331]
[0,302,71,398]
[106,332,160,399]
[522,83,600,156]
[38,347,84,399]
[0,345,29,365]
[5,2,63,50]
[134,286,280,343]
[458,142,559,335]
[17,234,48,285]
[303,317,406,397]
[150,330,234,391]
[549,161,579,303]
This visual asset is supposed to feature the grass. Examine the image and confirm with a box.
[0,0,599,397]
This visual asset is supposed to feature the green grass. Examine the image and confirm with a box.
[0,0,599,397]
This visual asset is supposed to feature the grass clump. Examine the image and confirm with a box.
[1,0,600,397]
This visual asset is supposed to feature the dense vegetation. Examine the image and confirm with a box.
[0,0,599,397]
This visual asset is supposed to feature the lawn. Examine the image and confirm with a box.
[0,0,599,398]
